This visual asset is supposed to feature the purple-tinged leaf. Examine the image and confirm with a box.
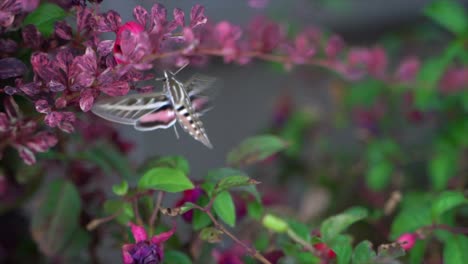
[44,111,61,127]
[58,112,76,133]
[0,38,18,53]
[18,82,39,96]
[325,35,344,58]
[100,81,130,96]
[173,8,185,27]
[73,47,97,87]
[76,5,93,32]
[22,24,43,49]
[21,0,40,12]
[97,40,114,56]
[35,99,50,113]
[79,89,95,112]
[56,49,73,72]
[4,96,21,120]
[47,80,66,92]
[96,10,121,32]
[26,132,58,152]
[0,113,10,132]
[18,146,36,165]
[54,20,72,40]
[150,3,167,30]
[133,5,148,28]
[190,5,207,28]
[55,97,67,108]
[0,58,27,79]
[31,52,57,81]
[0,11,15,28]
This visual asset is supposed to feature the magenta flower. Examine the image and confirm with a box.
[395,56,420,82]
[174,186,204,222]
[213,245,246,264]
[248,0,270,9]
[397,233,418,251]
[439,67,468,94]
[122,222,176,264]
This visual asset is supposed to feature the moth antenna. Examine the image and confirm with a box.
[173,124,180,139]
[172,61,190,76]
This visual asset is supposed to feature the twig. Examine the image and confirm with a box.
[86,209,123,231]
[149,191,165,235]
[286,229,321,257]
[133,200,143,226]
[192,204,272,264]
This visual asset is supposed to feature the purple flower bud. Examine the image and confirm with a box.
[26,131,58,152]
[4,96,21,120]
[368,47,387,77]
[96,10,121,33]
[190,5,207,28]
[73,47,97,87]
[48,80,66,92]
[76,6,94,33]
[18,146,36,165]
[0,38,18,53]
[325,35,344,58]
[150,3,167,32]
[172,8,185,28]
[100,81,130,96]
[4,85,17,95]
[56,49,74,72]
[22,25,43,49]
[21,0,40,12]
[35,99,50,113]
[79,89,95,112]
[18,82,40,96]
[395,57,420,82]
[55,97,67,109]
[248,16,282,53]
[58,112,76,133]
[97,40,114,56]
[54,21,73,40]
[133,6,148,28]
[0,58,27,79]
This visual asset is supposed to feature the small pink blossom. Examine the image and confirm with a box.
[248,0,270,9]
[397,233,418,250]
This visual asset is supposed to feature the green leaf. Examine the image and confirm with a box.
[280,110,316,157]
[138,167,194,192]
[112,180,129,196]
[192,209,211,230]
[199,227,223,243]
[390,205,432,239]
[320,207,368,243]
[424,0,468,35]
[213,191,236,227]
[205,168,261,201]
[429,143,458,190]
[262,214,289,233]
[247,199,263,220]
[90,145,133,181]
[227,135,288,167]
[288,220,312,243]
[347,80,384,107]
[164,250,192,264]
[366,161,393,191]
[214,175,260,196]
[408,240,427,264]
[432,191,467,220]
[153,156,190,175]
[330,235,352,264]
[443,234,468,264]
[352,241,376,264]
[31,179,81,256]
[103,200,134,225]
[23,3,67,37]
[62,228,91,259]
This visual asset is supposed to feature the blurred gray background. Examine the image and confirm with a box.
[99,0,468,179]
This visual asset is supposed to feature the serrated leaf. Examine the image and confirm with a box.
[213,191,236,227]
[164,250,192,264]
[153,156,190,175]
[432,191,467,220]
[321,207,368,243]
[112,180,129,196]
[103,200,134,225]
[352,241,376,264]
[31,179,81,256]
[424,0,468,35]
[138,167,194,192]
[23,3,67,37]
[227,135,288,167]
[199,227,223,243]
[214,175,259,196]
[443,234,468,264]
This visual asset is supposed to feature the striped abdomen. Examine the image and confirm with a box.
[174,102,212,148]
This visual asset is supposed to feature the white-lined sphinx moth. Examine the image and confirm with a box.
[91,68,216,148]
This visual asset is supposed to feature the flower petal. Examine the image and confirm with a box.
[151,223,176,244]
[129,222,148,243]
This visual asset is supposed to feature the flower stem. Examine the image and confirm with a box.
[149,191,165,236]
[192,204,272,264]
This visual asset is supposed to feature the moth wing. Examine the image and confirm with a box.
[185,73,219,115]
[91,92,170,125]
[134,105,177,131]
